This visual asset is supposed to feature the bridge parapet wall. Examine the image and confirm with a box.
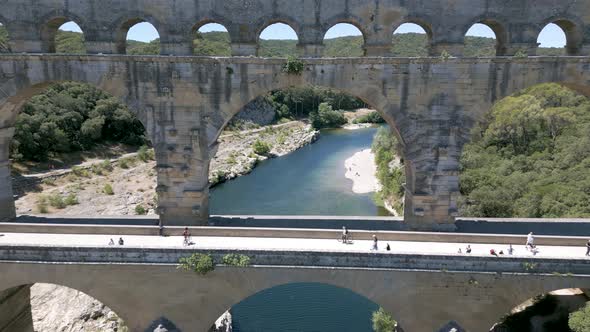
[2,244,590,275]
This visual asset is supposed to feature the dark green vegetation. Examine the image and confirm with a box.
[353,111,384,124]
[194,31,231,56]
[570,302,590,332]
[178,253,215,275]
[372,307,398,332]
[459,83,590,218]
[221,254,251,267]
[54,31,86,54]
[269,86,366,120]
[371,127,405,214]
[282,56,305,74]
[309,103,348,129]
[252,140,271,155]
[10,82,146,161]
[178,253,252,274]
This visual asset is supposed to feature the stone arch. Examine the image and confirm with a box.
[211,282,382,331]
[209,80,402,151]
[322,18,368,56]
[394,18,434,42]
[255,18,302,43]
[0,76,154,221]
[492,281,590,331]
[112,13,165,54]
[39,14,88,53]
[392,19,434,56]
[255,20,301,57]
[191,20,232,56]
[322,17,368,41]
[537,17,584,55]
[0,283,130,331]
[462,18,509,56]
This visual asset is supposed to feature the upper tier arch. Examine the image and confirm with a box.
[2,0,587,56]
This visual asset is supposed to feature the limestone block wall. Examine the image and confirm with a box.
[1,0,590,56]
[0,55,589,228]
[1,248,590,331]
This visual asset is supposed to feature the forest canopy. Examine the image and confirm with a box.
[10,82,146,161]
[459,83,590,218]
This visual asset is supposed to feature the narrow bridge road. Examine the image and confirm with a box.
[1,232,588,259]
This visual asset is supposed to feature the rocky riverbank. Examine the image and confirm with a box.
[14,121,318,216]
[11,121,318,332]
[31,283,126,332]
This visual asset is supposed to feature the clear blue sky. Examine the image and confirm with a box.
[59,21,567,48]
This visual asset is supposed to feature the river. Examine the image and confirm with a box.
[210,127,387,331]
[210,126,390,216]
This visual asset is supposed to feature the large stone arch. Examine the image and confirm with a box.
[207,281,382,331]
[488,278,590,330]
[209,77,401,149]
[0,282,131,332]
[0,262,188,331]
[0,57,162,223]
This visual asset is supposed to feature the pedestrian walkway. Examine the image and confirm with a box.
[0,232,587,259]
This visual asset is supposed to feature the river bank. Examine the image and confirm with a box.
[14,121,319,216]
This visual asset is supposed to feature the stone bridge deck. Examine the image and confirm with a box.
[1,231,590,331]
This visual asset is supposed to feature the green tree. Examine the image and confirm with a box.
[372,127,405,214]
[372,308,397,332]
[460,83,590,218]
[252,140,271,155]
[178,253,215,275]
[309,103,347,129]
[570,303,590,332]
[10,82,147,161]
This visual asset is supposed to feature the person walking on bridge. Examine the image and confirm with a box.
[526,232,535,251]
[371,235,378,251]
[341,226,349,244]
[183,227,191,246]
[586,240,590,256]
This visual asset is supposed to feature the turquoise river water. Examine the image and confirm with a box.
[210,127,386,331]
[210,126,389,216]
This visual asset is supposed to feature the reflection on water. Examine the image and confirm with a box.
[232,283,379,332]
[210,127,389,216]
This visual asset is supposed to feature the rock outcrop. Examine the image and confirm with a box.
[30,283,126,332]
[230,97,276,129]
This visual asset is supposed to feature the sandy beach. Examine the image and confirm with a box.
[342,123,373,130]
[344,149,380,194]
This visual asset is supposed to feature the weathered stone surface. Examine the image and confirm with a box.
[30,283,125,332]
[0,285,33,332]
[230,97,276,128]
[1,0,590,56]
[1,255,590,332]
[1,55,589,228]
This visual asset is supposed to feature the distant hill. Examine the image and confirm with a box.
[0,27,565,57]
